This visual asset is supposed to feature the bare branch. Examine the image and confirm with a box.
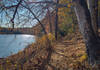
[11,0,22,28]
[21,1,47,34]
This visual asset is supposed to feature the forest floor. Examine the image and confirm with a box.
[0,29,94,70]
[47,32,92,70]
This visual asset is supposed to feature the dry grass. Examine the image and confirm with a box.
[0,32,97,70]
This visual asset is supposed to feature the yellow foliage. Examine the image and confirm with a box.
[36,33,55,46]
[58,0,73,25]
[68,3,71,8]
[6,59,10,63]
[14,64,17,67]
[79,53,87,62]
[47,33,55,41]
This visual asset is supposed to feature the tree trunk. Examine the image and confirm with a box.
[95,0,98,32]
[73,0,100,66]
[55,0,59,40]
[87,0,98,35]
[47,8,52,33]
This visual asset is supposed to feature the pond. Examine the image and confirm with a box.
[0,34,35,58]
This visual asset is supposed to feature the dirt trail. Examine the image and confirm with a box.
[48,33,86,70]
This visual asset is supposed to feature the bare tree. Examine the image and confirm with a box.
[47,8,52,33]
[0,0,50,34]
[55,0,59,40]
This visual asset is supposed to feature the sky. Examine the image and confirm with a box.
[0,0,48,28]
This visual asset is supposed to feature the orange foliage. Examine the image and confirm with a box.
[58,0,72,23]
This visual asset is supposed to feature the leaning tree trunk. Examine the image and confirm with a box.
[73,0,100,66]
[87,0,98,36]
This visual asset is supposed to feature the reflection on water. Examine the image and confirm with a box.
[0,34,35,58]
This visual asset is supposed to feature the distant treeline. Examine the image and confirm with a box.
[0,28,34,35]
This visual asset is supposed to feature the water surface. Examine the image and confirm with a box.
[0,34,35,58]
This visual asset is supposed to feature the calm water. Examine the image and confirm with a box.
[0,34,35,58]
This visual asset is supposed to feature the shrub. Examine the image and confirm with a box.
[36,33,55,46]
[58,23,75,37]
